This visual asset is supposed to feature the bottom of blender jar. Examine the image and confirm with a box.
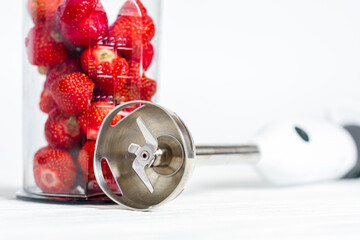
[16,189,116,204]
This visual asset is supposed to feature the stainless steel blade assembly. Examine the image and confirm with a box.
[94,101,196,210]
[94,101,261,210]
[94,101,360,211]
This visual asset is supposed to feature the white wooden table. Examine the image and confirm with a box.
[1,165,360,240]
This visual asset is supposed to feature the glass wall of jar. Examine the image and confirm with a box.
[20,0,161,202]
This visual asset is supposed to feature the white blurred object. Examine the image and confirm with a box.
[253,120,358,185]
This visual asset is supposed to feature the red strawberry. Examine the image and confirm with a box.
[141,76,157,101]
[118,0,147,16]
[114,85,142,114]
[113,0,151,45]
[114,84,140,104]
[40,58,81,114]
[51,72,95,116]
[108,14,155,49]
[59,0,98,24]
[121,73,156,101]
[25,25,68,66]
[140,43,154,70]
[119,42,154,71]
[78,141,120,194]
[27,0,64,24]
[45,57,82,89]
[78,101,122,140]
[128,60,142,76]
[81,45,129,94]
[56,1,108,47]
[45,108,82,149]
[39,87,57,113]
[33,147,77,194]
[126,60,143,86]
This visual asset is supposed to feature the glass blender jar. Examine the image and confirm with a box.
[18,0,161,202]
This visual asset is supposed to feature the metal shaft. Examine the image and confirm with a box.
[195,145,260,165]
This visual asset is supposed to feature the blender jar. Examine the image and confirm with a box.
[19,0,161,202]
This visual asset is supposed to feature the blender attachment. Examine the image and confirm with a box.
[94,101,195,210]
[94,101,359,210]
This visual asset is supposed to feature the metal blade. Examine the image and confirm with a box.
[132,159,154,193]
[136,117,158,151]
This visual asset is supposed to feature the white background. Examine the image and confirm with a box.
[1,0,360,198]
[160,0,360,146]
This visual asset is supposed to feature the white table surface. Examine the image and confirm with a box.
[1,165,360,240]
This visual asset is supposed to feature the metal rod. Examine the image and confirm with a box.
[195,145,260,165]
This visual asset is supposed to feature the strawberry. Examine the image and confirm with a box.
[139,43,154,70]
[27,0,63,24]
[51,72,95,116]
[59,0,98,24]
[141,76,157,101]
[25,25,68,66]
[118,0,147,16]
[125,60,143,86]
[33,147,77,194]
[114,85,142,115]
[117,61,156,100]
[114,84,140,104]
[120,72,156,101]
[119,42,154,71]
[81,45,129,94]
[40,58,81,114]
[77,141,120,194]
[78,101,122,140]
[128,60,142,76]
[45,108,82,149]
[125,60,154,87]
[45,57,82,89]
[56,1,108,47]
[39,87,57,113]
[108,14,155,49]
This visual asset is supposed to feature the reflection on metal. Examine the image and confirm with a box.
[196,145,260,165]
